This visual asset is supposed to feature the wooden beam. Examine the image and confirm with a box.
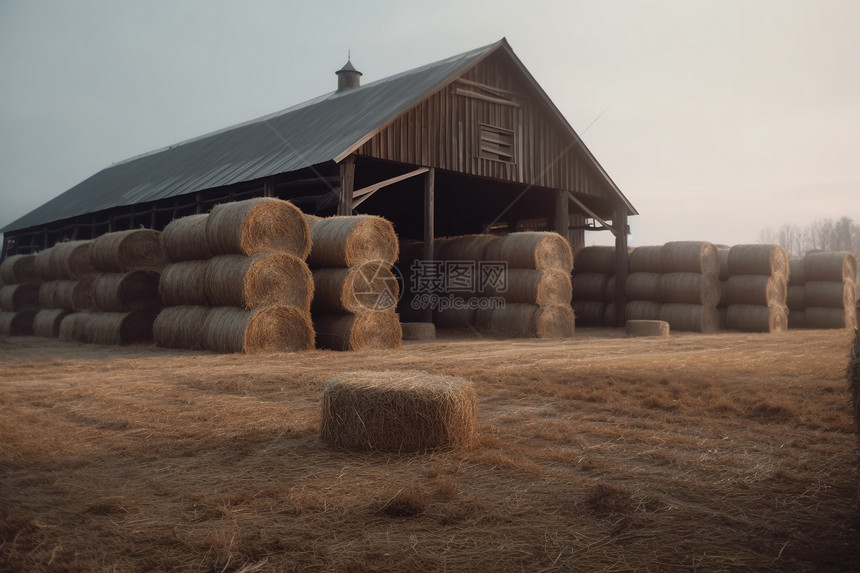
[565,191,617,237]
[453,88,520,108]
[613,204,629,328]
[422,167,436,324]
[337,155,355,216]
[455,78,519,98]
[351,167,429,208]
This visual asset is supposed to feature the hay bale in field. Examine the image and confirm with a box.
[727,244,789,278]
[629,246,663,273]
[162,214,212,262]
[435,307,478,329]
[717,247,730,281]
[625,300,663,321]
[804,281,856,309]
[91,271,161,312]
[659,303,719,333]
[571,300,606,326]
[803,306,857,330]
[0,283,40,312]
[488,268,571,306]
[726,304,788,333]
[786,285,806,311]
[207,197,310,258]
[320,370,477,453]
[572,273,610,302]
[49,240,94,280]
[0,310,37,336]
[789,258,806,286]
[0,254,39,284]
[661,241,719,276]
[313,311,402,351]
[484,232,573,272]
[153,306,211,350]
[725,275,787,306]
[625,273,662,302]
[33,309,70,338]
[203,305,314,354]
[78,310,158,345]
[477,303,575,338]
[39,279,94,311]
[305,214,396,268]
[205,253,313,311]
[804,251,857,283]
[89,229,167,272]
[435,234,500,262]
[626,319,669,337]
[311,262,398,313]
[158,261,210,307]
[400,322,436,341]
[573,246,616,274]
[661,272,720,306]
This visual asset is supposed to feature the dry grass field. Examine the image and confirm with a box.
[1,328,858,572]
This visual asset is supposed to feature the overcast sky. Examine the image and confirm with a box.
[1,0,858,247]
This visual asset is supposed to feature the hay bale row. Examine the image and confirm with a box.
[485,231,573,273]
[715,244,790,333]
[475,303,575,338]
[0,310,36,336]
[311,262,398,313]
[488,268,571,306]
[435,307,478,329]
[38,279,94,312]
[661,241,720,277]
[727,244,789,279]
[435,234,500,263]
[208,197,310,258]
[573,246,616,274]
[313,311,402,351]
[725,275,787,307]
[89,229,168,272]
[33,241,95,281]
[33,309,70,338]
[0,254,39,284]
[659,303,719,333]
[158,261,210,307]
[153,306,211,350]
[205,253,313,311]
[59,310,157,345]
[725,304,788,333]
[571,300,607,327]
[162,214,212,262]
[199,305,314,354]
[787,251,857,330]
[804,251,857,283]
[305,214,395,267]
[572,272,612,303]
[0,283,40,312]
[629,246,663,273]
[91,271,161,312]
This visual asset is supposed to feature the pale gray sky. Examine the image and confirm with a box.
[1,0,858,247]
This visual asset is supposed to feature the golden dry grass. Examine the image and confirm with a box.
[0,329,858,571]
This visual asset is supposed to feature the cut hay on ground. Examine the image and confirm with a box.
[202,305,314,354]
[629,246,664,273]
[571,300,606,326]
[313,311,402,351]
[659,303,719,333]
[205,253,313,311]
[804,307,858,330]
[626,319,669,337]
[434,307,478,329]
[660,241,719,276]
[726,304,788,333]
[625,273,663,302]
[660,272,720,306]
[306,215,398,268]
[89,229,168,272]
[153,306,211,350]
[49,240,95,280]
[572,273,611,302]
[400,322,436,341]
[91,271,162,312]
[76,310,158,345]
[38,279,94,312]
[320,370,477,453]
[207,198,311,258]
[32,309,70,338]
[0,310,36,336]
[162,214,212,262]
[727,244,789,278]
[0,254,38,284]
[485,232,573,272]
[0,283,40,312]
[158,261,210,307]
[725,275,788,306]
[804,252,857,283]
[434,234,500,262]
[477,303,575,338]
[573,246,616,274]
[625,300,663,321]
[804,281,856,309]
[311,262,399,313]
[489,268,571,306]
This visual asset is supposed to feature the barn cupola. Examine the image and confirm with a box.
[336,58,362,92]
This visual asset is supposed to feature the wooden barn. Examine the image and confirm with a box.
[1,38,636,308]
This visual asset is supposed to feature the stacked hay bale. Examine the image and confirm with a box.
[786,258,807,328]
[624,245,664,325]
[571,246,616,326]
[306,214,401,351]
[791,251,858,330]
[32,240,96,338]
[658,242,721,333]
[433,234,501,329]
[0,254,41,336]
[721,244,789,332]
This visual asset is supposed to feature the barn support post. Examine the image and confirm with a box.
[613,204,629,327]
[337,155,355,216]
[554,188,569,243]
[422,167,436,324]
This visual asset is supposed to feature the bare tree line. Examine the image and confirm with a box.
[759,216,860,260]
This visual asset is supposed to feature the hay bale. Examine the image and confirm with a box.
[435,234,500,262]
[625,273,662,302]
[661,272,720,306]
[305,215,398,268]
[804,251,857,283]
[848,330,860,438]
[801,306,857,330]
[726,304,788,333]
[78,310,158,345]
[727,244,789,279]
[660,241,719,276]
[786,285,806,311]
[717,247,730,281]
[478,303,575,338]
[573,246,616,274]
[489,268,571,306]
[629,246,663,273]
[91,271,161,312]
[804,281,855,310]
[59,312,87,341]
[400,322,436,341]
[0,283,40,312]
[725,275,787,306]
[788,309,806,329]
[158,261,210,307]
[626,319,669,337]
[153,306,211,350]
[603,275,617,302]
[311,262,399,313]
[603,303,618,327]
[484,232,573,272]
[0,310,37,336]
[39,279,94,311]
[33,246,58,280]
[205,253,313,311]
[33,309,70,338]
[320,370,477,453]
[789,259,806,286]
[313,311,402,351]
[89,229,168,272]
[435,307,478,329]
[162,214,212,262]
[625,300,663,321]
[207,197,311,258]
[658,303,719,333]
[718,306,728,330]
[49,240,95,280]
[572,273,610,302]
[202,305,314,353]
[571,300,606,326]
[0,254,39,284]
[718,281,730,308]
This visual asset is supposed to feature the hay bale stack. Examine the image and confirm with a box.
[74,310,158,345]
[626,319,669,337]
[305,214,396,268]
[726,304,788,333]
[435,234,500,263]
[477,303,575,338]
[320,370,477,453]
[804,307,858,330]
[0,310,37,336]
[207,197,310,258]
[50,240,95,279]
[794,251,857,329]
[629,246,664,273]
[59,312,86,341]
[570,247,615,326]
[719,244,790,333]
[400,322,436,341]
[573,246,616,274]
[660,241,720,276]
[90,229,167,272]
[660,272,721,306]
[571,300,606,327]
[435,307,478,329]
[162,214,212,262]
[725,275,787,306]
[804,281,856,309]
[38,279,94,312]
[202,305,315,354]
[485,232,573,272]
[33,309,70,338]
[804,252,857,283]
[311,262,398,313]
[91,271,161,312]
[0,254,39,284]
[626,273,662,303]
[313,311,402,351]
[625,300,663,321]
[158,261,210,307]
[488,268,571,306]
[0,283,40,312]
[727,244,790,278]
[33,246,58,281]
[153,306,211,350]
[659,303,719,333]
[572,273,611,302]
[717,247,730,281]
[204,252,313,311]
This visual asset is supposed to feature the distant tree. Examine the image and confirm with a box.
[759,217,860,262]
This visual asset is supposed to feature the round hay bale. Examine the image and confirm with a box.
[786,285,806,310]
[0,310,37,336]
[603,275,617,302]
[306,215,398,268]
[804,281,855,310]
[573,246,616,274]
[603,303,618,327]
[718,306,728,330]
[625,272,662,302]
[725,275,787,306]
[484,232,573,272]
[0,254,39,284]
[727,244,789,279]
[320,370,477,453]
[79,310,158,345]
[153,306,211,350]
[162,214,212,262]
[788,309,805,329]
[478,303,575,338]
[625,300,663,321]
[489,268,571,306]
[800,306,857,330]
[717,247,730,281]
[435,307,478,329]
[658,303,719,333]
[205,253,313,311]
[39,279,94,311]
[804,251,857,283]
[719,281,730,308]
[625,319,669,337]
[33,309,70,338]
[91,271,161,312]
[207,197,310,258]
[311,262,399,313]
[400,322,436,341]
[59,312,87,341]
[0,283,40,312]
[50,240,94,280]
[788,258,805,286]
[33,246,58,280]
[571,300,606,326]
[313,311,402,351]
[726,304,788,333]
[572,273,610,302]
[435,234,500,262]
[158,261,210,307]
[660,241,719,276]
[629,246,663,273]
[89,229,168,272]
[203,305,314,353]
